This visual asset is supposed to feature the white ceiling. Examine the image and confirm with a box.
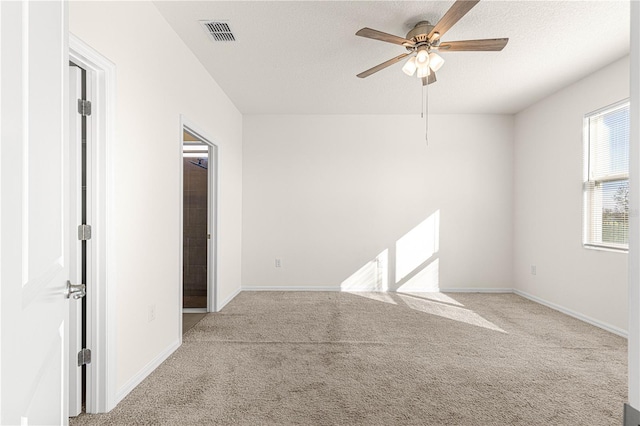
[154,1,630,115]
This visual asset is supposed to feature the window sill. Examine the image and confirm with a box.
[583,244,628,254]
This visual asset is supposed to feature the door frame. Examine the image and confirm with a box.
[68,63,84,418]
[69,34,117,413]
[179,116,220,331]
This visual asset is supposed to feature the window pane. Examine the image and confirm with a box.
[589,104,629,178]
[583,100,629,250]
[600,180,628,245]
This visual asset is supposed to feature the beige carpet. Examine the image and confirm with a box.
[71,292,626,425]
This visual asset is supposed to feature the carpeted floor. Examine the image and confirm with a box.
[71,292,627,425]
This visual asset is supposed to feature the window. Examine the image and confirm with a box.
[583,100,630,251]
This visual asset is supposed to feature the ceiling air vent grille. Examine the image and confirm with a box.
[200,21,236,42]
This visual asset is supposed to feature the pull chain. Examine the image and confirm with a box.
[421,84,424,119]
[425,79,429,144]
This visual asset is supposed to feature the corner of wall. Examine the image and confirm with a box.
[115,338,181,405]
[217,287,242,311]
[511,56,630,332]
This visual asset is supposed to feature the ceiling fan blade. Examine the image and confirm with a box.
[438,38,509,51]
[422,73,437,86]
[357,53,411,78]
[428,0,480,40]
[356,27,415,47]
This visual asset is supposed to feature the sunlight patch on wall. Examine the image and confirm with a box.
[397,293,505,333]
[340,249,388,292]
[397,258,439,292]
[395,210,440,283]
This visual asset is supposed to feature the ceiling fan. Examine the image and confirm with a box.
[355,0,508,86]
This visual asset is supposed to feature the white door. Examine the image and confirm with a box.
[0,1,71,424]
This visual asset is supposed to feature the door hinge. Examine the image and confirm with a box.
[78,348,91,366]
[78,99,92,116]
[78,224,92,241]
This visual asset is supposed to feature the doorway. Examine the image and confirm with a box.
[181,122,218,318]
[69,34,117,414]
[69,61,90,417]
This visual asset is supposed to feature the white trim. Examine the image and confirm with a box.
[243,286,340,292]
[241,286,515,293]
[178,122,184,344]
[182,308,207,314]
[586,97,631,119]
[514,289,627,338]
[178,124,184,344]
[629,0,640,408]
[69,34,117,413]
[439,287,514,294]
[217,287,241,311]
[115,339,180,405]
[583,244,628,254]
[67,64,83,417]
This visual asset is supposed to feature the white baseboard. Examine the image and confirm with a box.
[513,289,627,338]
[243,286,511,293]
[217,287,242,311]
[242,286,340,292]
[439,287,514,293]
[115,339,180,404]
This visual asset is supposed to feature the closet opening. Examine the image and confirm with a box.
[181,123,218,333]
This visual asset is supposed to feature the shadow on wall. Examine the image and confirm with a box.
[341,210,440,293]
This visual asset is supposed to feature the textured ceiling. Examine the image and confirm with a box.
[154,1,630,115]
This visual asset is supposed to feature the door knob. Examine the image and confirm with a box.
[65,280,86,300]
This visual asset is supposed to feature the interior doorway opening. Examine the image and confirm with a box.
[69,34,118,414]
[183,133,208,311]
[181,122,218,319]
[68,61,90,418]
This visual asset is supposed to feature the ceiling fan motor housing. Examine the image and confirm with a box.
[406,21,434,43]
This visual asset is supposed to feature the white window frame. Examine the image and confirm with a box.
[583,99,630,252]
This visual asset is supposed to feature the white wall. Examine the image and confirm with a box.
[243,114,514,292]
[514,56,630,334]
[70,1,243,397]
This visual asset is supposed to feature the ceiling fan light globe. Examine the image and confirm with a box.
[402,56,417,76]
[428,52,445,72]
[416,49,430,66]
[416,66,430,78]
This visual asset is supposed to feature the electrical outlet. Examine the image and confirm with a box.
[531,265,537,276]
[275,258,282,268]
[149,304,156,322]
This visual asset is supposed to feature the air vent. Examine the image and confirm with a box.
[200,21,236,42]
